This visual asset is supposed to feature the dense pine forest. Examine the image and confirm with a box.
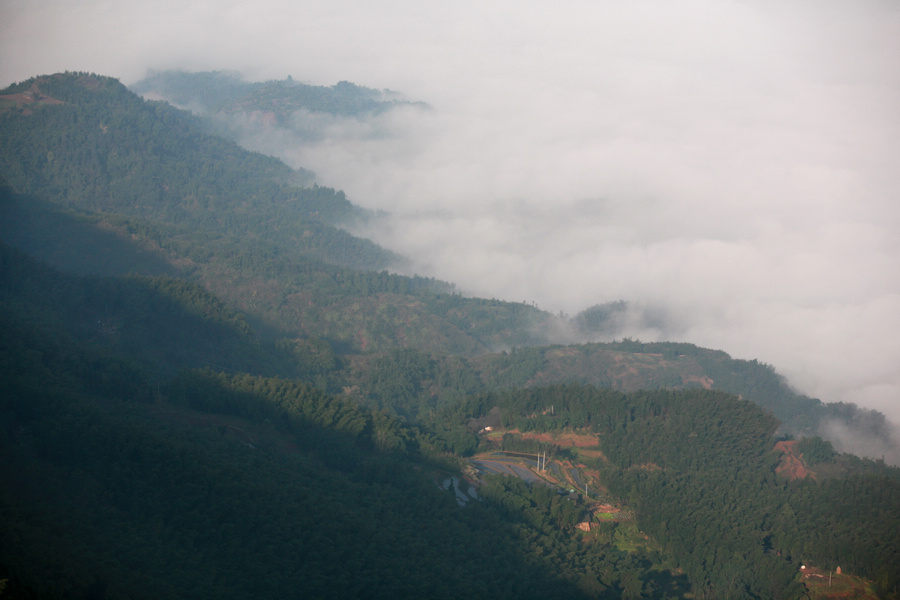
[2,72,899,599]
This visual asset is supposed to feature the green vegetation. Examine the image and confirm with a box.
[2,71,899,599]
[130,70,425,119]
[796,436,837,465]
[455,385,900,599]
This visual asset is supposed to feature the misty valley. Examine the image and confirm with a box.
[1,71,898,599]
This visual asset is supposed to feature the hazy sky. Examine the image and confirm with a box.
[2,0,900,422]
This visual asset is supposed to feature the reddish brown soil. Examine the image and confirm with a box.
[682,374,714,389]
[612,354,642,377]
[514,430,600,448]
[496,430,607,461]
[0,82,65,110]
[775,440,815,481]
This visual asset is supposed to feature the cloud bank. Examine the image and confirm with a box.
[3,0,900,425]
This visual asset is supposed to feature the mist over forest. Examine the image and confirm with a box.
[3,4,899,429]
[8,0,890,428]
[125,55,900,430]
[2,60,900,598]
[2,0,900,590]
[2,0,898,436]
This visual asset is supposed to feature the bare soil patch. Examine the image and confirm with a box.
[516,430,600,448]
[800,565,879,599]
[775,440,815,481]
[0,83,65,109]
[681,374,714,389]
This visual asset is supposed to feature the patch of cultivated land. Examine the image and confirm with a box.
[515,429,608,460]
[0,82,65,113]
[800,566,879,600]
[471,429,630,521]
[517,430,600,447]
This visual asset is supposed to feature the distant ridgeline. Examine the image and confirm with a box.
[130,69,428,118]
[2,71,900,599]
[130,70,430,152]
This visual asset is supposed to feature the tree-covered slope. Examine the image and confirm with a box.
[4,71,894,455]
[448,384,900,598]
[3,70,899,599]
[0,183,178,277]
[0,72,556,355]
[0,73,372,245]
[0,323,593,598]
[341,339,898,459]
[0,244,683,599]
[130,70,425,120]
[524,340,840,437]
[129,70,430,162]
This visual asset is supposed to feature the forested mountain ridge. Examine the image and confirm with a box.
[342,339,898,458]
[0,240,694,598]
[123,69,900,457]
[0,73,371,241]
[130,70,427,121]
[2,71,899,598]
[486,340,893,444]
[1,70,895,457]
[457,385,900,597]
[0,72,556,355]
[128,70,430,160]
[1,70,895,455]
